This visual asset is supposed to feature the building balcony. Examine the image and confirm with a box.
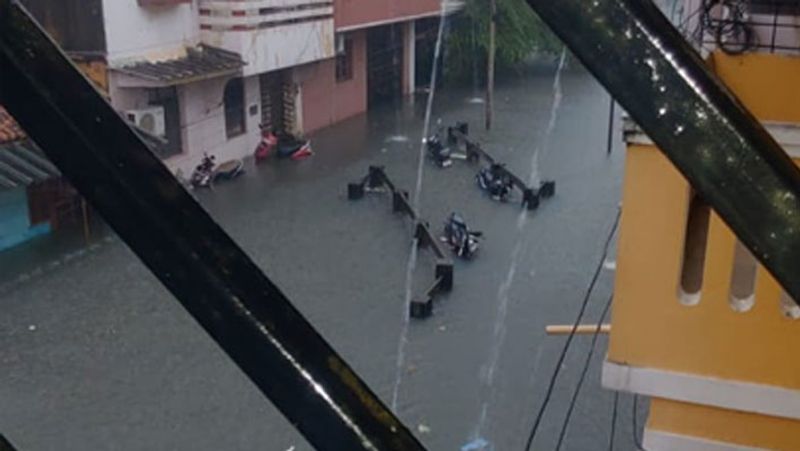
[680,0,800,57]
[603,49,800,449]
[199,0,335,76]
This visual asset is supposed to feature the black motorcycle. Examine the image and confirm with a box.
[190,153,244,189]
[477,163,514,201]
[426,125,454,168]
[190,154,216,189]
[442,213,482,259]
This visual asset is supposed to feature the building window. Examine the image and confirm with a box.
[336,37,354,82]
[224,78,246,138]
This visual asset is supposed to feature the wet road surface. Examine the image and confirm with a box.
[0,61,645,450]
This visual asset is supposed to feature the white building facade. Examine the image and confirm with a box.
[101,0,335,174]
[20,0,445,174]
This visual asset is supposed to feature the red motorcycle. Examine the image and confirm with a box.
[254,127,312,163]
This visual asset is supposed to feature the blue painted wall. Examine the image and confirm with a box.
[0,187,51,251]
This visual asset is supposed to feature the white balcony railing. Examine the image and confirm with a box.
[199,0,333,32]
[199,0,335,75]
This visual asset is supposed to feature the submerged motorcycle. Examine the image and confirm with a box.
[190,154,215,188]
[442,213,482,259]
[477,163,514,202]
[277,135,313,160]
[426,124,454,168]
[254,126,313,162]
[190,153,244,189]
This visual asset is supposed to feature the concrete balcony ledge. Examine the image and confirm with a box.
[623,115,800,157]
[602,360,800,421]
[643,430,762,451]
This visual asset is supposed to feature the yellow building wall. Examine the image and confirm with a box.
[607,145,800,388]
[711,52,800,123]
[648,398,800,450]
[608,51,800,446]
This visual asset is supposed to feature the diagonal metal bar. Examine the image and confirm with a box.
[0,435,17,451]
[0,2,424,449]
[525,0,800,304]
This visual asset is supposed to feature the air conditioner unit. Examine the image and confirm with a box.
[126,106,166,137]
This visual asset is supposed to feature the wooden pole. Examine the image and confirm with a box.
[485,0,497,131]
[546,324,611,335]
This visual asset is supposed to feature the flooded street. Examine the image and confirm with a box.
[0,61,644,450]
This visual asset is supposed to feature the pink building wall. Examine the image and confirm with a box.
[334,0,439,30]
[300,30,367,133]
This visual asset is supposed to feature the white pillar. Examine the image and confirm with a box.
[403,20,416,95]
[291,69,304,135]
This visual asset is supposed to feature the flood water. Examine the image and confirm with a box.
[0,60,646,450]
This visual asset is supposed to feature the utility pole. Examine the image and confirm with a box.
[486,0,497,131]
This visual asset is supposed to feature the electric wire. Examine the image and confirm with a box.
[553,292,614,451]
[608,391,619,451]
[391,1,449,411]
[522,208,621,451]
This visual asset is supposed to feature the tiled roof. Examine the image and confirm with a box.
[115,45,245,84]
[0,106,26,144]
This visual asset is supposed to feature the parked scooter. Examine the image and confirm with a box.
[254,125,313,162]
[190,153,216,189]
[476,163,514,202]
[276,134,313,160]
[190,153,244,189]
[254,127,279,163]
[426,123,454,168]
[442,213,482,259]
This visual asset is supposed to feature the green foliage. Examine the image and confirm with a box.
[444,0,561,80]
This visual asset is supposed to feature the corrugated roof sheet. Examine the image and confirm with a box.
[0,141,60,190]
[0,105,171,191]
[0,106,26,144]
[115,45,245,84]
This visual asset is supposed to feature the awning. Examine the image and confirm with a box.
[0,141,60,190]
[114,45,245,86]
